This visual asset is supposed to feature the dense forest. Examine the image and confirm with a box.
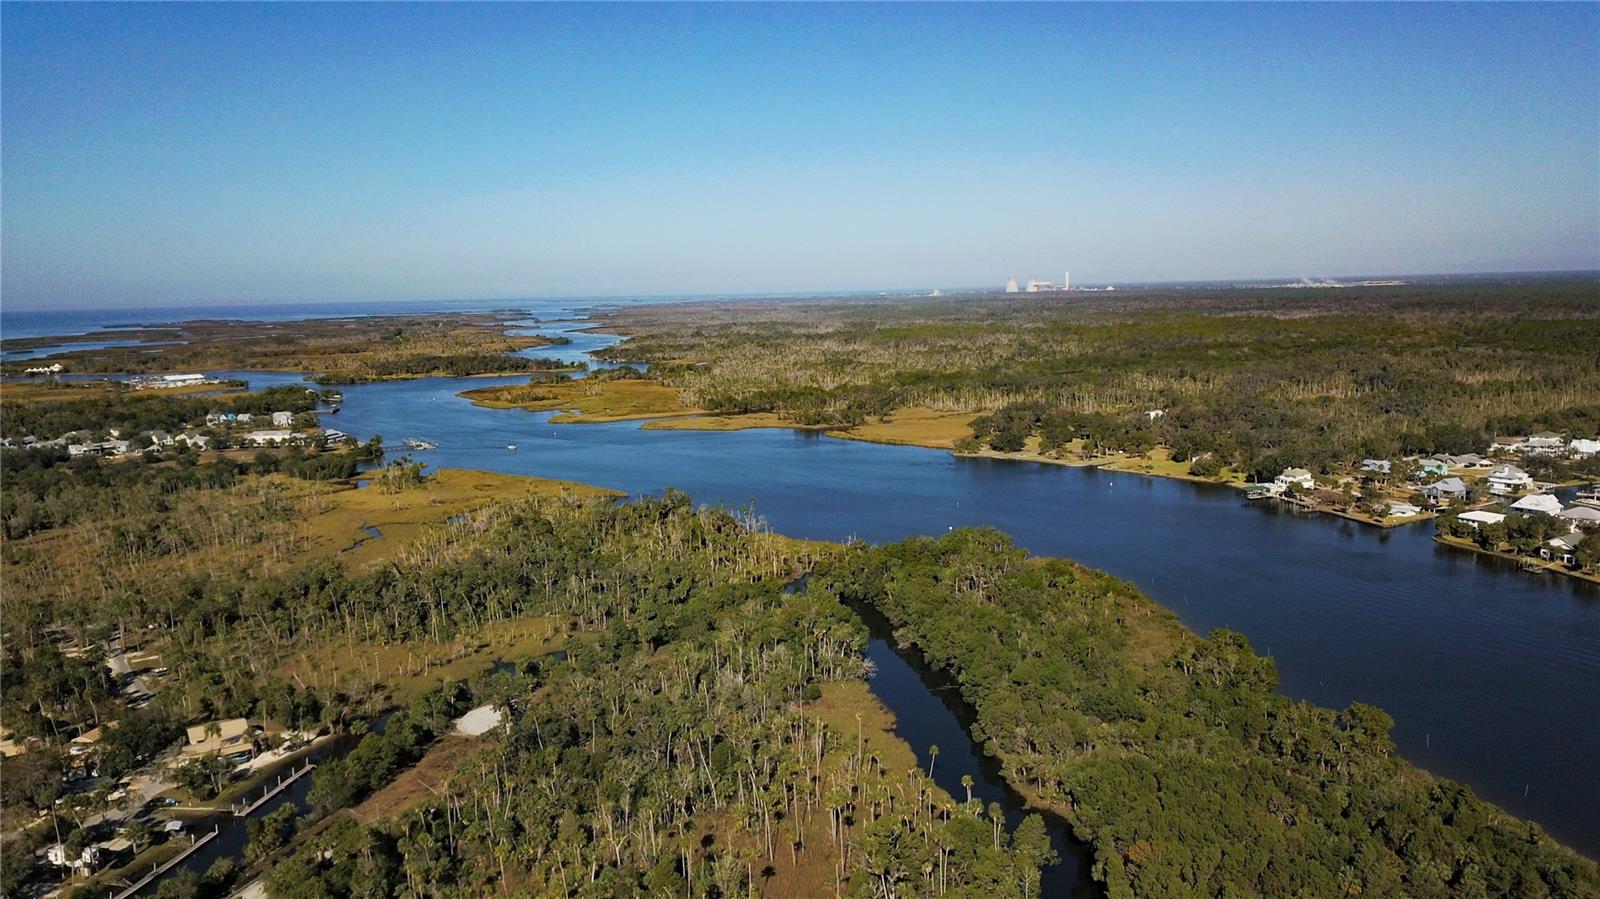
[599,279,1600,475]
[5,369,1598,896]
[813,531,1600,897]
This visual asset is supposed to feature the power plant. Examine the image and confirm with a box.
[1005,270,1072,293]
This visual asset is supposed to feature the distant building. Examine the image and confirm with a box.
[271,411,294,427]
[1025,277,1055,293]
[242,429,294,446]
[1005,277,1019,293]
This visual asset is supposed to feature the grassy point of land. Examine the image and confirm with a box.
[1,378,249,403]
[460,378,697,422]
[303,468,619,566]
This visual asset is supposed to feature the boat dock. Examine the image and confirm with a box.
[231,759,316,817]
[107,826,218,899]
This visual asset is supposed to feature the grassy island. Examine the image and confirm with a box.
[0,313,572,383]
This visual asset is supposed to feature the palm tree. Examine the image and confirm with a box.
[926,744,939,778]
[961,774,974,804]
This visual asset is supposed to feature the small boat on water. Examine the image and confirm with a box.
[506,443,518,451]
[403,437,439,451]
[327,404,340,414]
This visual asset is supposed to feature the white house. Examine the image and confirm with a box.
[174,432,211,450]
[1523,433,1566,456]
[242,429,293,446]
[1273,468,1315,491]
[147,430,175,448]
[271,411,294,427]
[1489,437,1527,454]
[1486,464,1533,496]
[1509,493,1563,517]
[1570,438,1600,458]
[1387,502,1422,518]
[1457,509,1506,529]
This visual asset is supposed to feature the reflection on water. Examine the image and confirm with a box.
[16,302,1597,858]
[308,315,1598,855]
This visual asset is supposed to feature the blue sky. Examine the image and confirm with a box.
[3,2,1596,308]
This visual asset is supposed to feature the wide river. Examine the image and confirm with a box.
[40,303,1600,873]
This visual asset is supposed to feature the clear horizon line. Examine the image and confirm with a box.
[3,267,1596,314]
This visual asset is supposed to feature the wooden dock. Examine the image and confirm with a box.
[108,826,217,899]
[231,759,316,817]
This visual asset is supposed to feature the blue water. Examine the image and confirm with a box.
[9,305,1600,861]
[199,366,1594,858]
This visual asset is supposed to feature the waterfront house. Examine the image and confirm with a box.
[1387,502,1422,518]
[242,429,294,446]
[322,429,349,446]
[1417,458,1450,478]
[1486,464,1533,496]
[1509,493,1563,516]
[1557,505,1600,529]
[1541,534,1584,565]
[1457,509,1505,529]
[1274,467,1315,491]
[184,718,255,758]
[1571,438,1600,458]
[1423,477,1470,505]
[271,411,294,427]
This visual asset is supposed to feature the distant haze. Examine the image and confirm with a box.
[3,3,1596,309]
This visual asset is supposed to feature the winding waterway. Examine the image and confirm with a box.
[228,306,1600,861]
[21,302,1599,889]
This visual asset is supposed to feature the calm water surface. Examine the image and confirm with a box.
[213,354,1600,860]
[21,304,1598,870]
